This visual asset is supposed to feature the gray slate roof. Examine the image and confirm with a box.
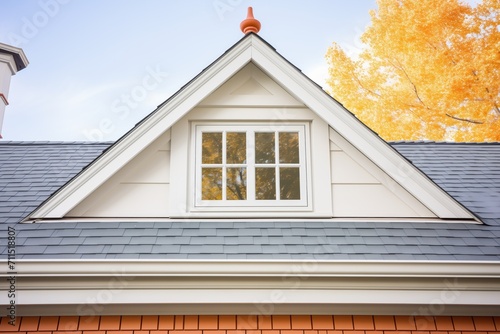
[392,142,500,226]
[9,220,500,260]
[0,142,110,225]
[1,141,500,260]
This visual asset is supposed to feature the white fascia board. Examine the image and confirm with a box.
[15,289,500,305]
[13,290,500,314]
[248,36,475,220]
[3,260,500,316]
[29,38,254,219]
[6,259,500,277]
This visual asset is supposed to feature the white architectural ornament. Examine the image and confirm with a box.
[0,42,29,138]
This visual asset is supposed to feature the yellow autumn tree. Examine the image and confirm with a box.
[325,0,500,141]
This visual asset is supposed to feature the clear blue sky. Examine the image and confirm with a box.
[0,0,377,141]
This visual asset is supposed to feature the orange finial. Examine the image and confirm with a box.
[240,7,261,34]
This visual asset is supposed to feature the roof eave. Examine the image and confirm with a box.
[6,259,500,316]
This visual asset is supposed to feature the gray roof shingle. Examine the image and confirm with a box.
[1,141,500,260]
[0,142,110,225]
[391,142,500,225]
[4,220,500,260]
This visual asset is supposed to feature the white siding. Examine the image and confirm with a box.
[67,131,171,217]
[330,128,436,218]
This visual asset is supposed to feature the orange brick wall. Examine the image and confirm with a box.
[0,315,499,334]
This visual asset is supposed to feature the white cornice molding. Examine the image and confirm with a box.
[7,259,500,278]
[0,42,29,72]
[13,290,500,316]
[3,260,500,316]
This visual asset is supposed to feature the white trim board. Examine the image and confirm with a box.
[3,259,500,316]
[8,259,500,277]
[26,218,482,224]
[28,33,476,221]
[13,290,500,316]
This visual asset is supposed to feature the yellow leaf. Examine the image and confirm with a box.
[325,0,500,142]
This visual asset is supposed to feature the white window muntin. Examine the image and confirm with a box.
[194,123,308,208]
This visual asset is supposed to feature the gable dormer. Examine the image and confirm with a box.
[28,23,475,222]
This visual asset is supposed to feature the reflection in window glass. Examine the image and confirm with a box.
[279,132,299,163]
[255,132,275,164]
[227,167,247,200]
[202,168,222,200]
[226,132,246,164]
[256,167,276,200]
[197,125,305,205]
[202,132,222,164]
[280,167,300,200]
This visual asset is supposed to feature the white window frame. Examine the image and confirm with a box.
[192,122,311,211]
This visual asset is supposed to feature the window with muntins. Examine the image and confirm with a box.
[194,123,308,208]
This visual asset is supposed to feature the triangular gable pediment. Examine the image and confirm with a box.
[231,77,271,95]
[28,33,476,221]
[199,62,304,106]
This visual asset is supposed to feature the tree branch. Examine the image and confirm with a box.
[484,86,500,115]
[446,113,484,124]
[390,58,429,109]
[425,39,499,119]
[352,72,381,98]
